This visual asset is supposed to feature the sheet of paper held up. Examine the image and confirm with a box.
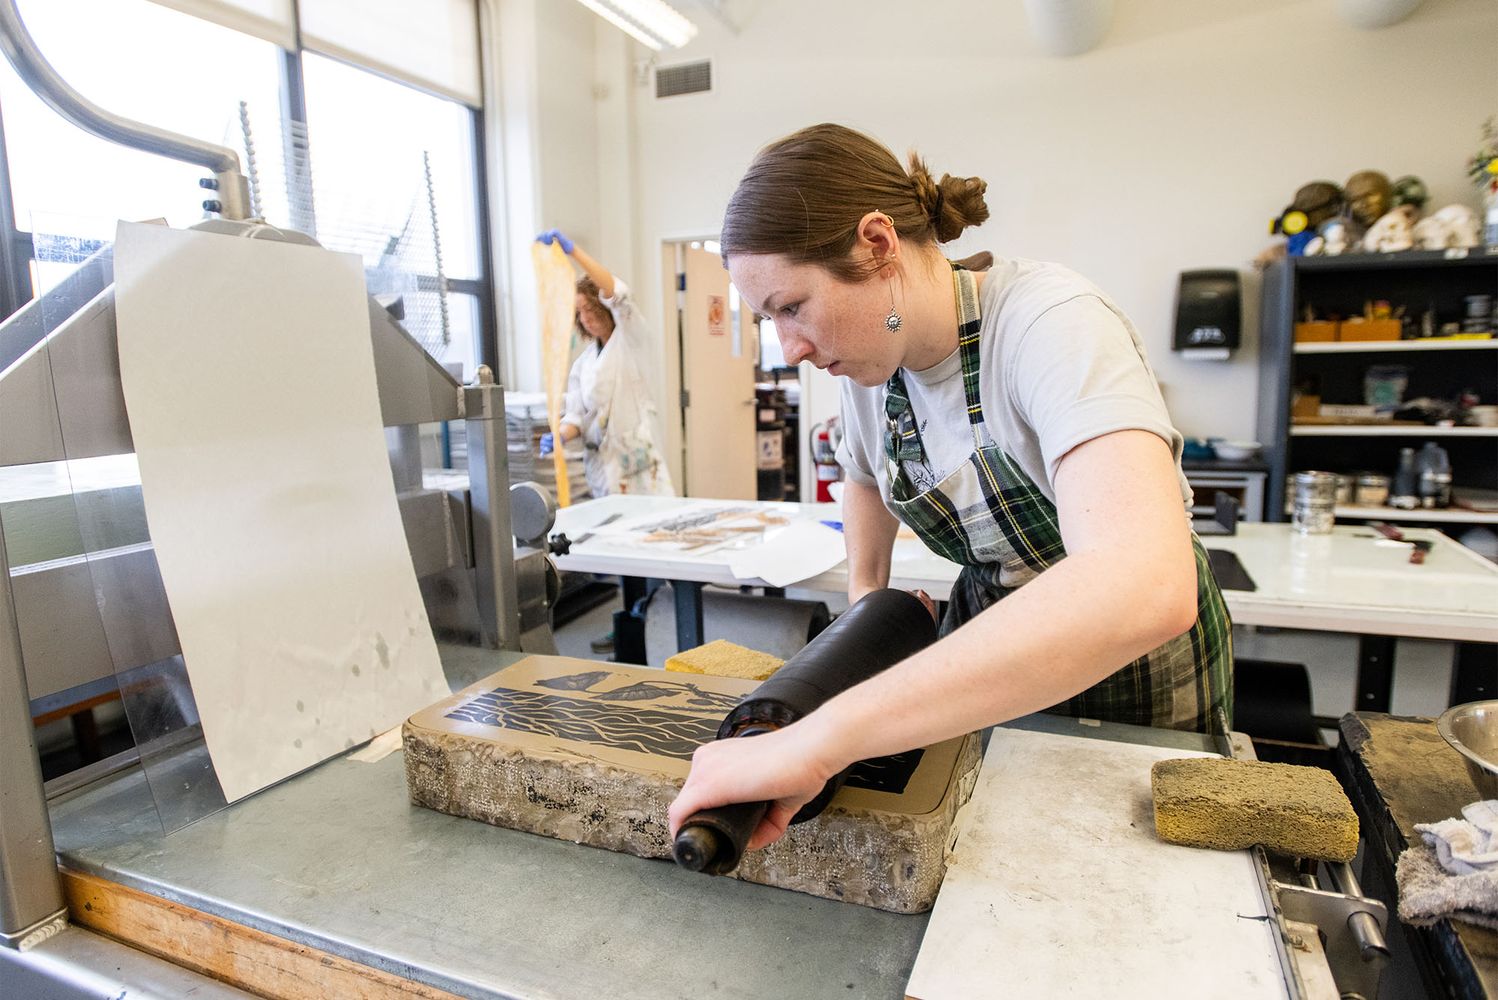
[532,239,574,506]
[112,222,448,802]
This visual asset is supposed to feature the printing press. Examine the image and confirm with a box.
[0,4,1412,997]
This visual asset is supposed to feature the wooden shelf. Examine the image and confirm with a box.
[1280,503,1498,525]
[1333,504,1498,526]
[1291,248,1498,271]
[1294,338,1497,354]
[1289,425,1498,438]
[1284,488,1498,525]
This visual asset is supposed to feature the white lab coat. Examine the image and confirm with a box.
[559,279,675,497]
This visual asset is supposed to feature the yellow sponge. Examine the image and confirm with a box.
[1150,757,1359,862]
[665,639,783,681]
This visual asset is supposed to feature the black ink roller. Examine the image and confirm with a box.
[672,589,938,875]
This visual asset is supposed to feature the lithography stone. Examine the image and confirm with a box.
[403,655,981,913]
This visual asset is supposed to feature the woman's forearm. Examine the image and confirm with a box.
[842,478,898,602]
[568,244,616,299]
[807,545,1194,766]
[810,431,1199,767]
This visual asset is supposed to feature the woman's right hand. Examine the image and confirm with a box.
[535,229,574,254]
[668,717,847,852]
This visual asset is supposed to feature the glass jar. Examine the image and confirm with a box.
[1355,473,1390,507]
[1292,471,1338,535]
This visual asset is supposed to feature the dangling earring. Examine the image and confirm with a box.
[884,261,902,333]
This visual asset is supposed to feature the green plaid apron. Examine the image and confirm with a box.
[882,267,1232,732]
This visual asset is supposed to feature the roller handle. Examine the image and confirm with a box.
[673,723,776,875]
[672,799,769,874]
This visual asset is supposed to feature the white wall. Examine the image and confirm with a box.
[614,0,1496,468]
[489,0,605,393]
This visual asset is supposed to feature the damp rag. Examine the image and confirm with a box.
[1417,799,1498,875]
[1395,799,1498,930]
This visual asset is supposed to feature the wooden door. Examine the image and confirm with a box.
[679,246,755,498]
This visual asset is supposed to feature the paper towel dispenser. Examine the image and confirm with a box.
[1173,269,1241,359]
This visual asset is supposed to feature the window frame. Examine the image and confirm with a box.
[0,12,498,373]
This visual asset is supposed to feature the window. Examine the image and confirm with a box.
[0,0,285,252]
[301,52,485,380]
[0,0,493,379]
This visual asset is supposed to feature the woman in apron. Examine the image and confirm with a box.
[668,124,1231,852]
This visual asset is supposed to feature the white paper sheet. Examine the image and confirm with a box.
[905,728,1288,1000]
[112,222,448,802]
[726,519,847,588]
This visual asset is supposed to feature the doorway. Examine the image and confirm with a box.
[661,240,756,499]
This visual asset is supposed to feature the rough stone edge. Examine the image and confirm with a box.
[403,726,983,914]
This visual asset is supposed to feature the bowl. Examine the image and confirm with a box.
[1212,440,1262,462]
[1437,700,1498,799]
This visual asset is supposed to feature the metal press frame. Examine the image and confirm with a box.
[0,0,533,962]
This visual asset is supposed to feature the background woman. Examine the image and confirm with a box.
[536,229,674,500]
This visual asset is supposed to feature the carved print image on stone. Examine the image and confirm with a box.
[443,671,735,759]
[404,656,981,913]
[442,668,925,792]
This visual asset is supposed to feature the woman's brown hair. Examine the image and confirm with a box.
[574,275,615,341]
[720,124,990,282]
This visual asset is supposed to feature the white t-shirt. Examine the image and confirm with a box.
[835,257,1190,518]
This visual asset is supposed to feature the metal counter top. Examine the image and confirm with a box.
[46,645,1212,999]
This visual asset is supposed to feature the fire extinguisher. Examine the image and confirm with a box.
[810,416,843,503]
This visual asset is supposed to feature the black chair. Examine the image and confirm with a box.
[1233,657,1328,764]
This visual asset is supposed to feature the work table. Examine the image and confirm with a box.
[45,645,1215,999]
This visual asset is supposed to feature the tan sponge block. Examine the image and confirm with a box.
[665,639,784,681]
[1151,757,1359,862]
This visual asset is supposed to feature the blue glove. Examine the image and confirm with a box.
[539,432,554,457]
[535,229,574,254]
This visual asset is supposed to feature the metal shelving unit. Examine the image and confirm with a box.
[1258,251,1498,525]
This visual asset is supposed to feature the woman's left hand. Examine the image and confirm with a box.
[668,720,845,852]
[535,228,575,253]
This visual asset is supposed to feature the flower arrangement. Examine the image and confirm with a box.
[1470,116,1498,194]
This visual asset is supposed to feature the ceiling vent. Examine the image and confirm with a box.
[655,60,711,98]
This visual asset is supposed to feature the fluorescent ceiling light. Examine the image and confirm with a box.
[574,0,699,50]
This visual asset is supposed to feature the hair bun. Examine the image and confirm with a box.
[909,154,990,243]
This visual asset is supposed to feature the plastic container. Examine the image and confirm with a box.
[1389,447,1419,510]
[1354,472,1390,506]
[1292,471,1338,534]
[1363,365,1410,412]
[1416,442,1453,509]
[1334,475,1354,504]
[1293,321,1337,343]
[1340,318,1402,342]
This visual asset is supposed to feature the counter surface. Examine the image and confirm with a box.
[47,645,1212,999]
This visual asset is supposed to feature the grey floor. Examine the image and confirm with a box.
[552,592,622,662]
